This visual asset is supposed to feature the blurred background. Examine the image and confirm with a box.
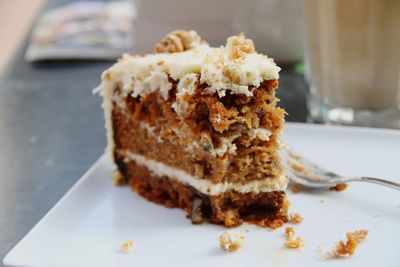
[0,0,304,71]
[0,0,45,74]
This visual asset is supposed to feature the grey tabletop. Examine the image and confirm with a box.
[0,0,307,264]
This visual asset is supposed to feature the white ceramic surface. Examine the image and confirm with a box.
[4,123,400,267]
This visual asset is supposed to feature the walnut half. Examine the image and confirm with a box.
[154,30,204,53]
[226,32,255,60]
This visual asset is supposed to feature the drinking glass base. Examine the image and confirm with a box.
[307,95,400,129]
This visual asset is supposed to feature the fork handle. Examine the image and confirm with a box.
[344,177,400,191]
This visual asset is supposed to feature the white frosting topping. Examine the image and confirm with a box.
[123,151,287,195]
[100,40,280,99]
[171,73,199,118]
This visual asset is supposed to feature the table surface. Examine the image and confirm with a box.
[0,0,307,264]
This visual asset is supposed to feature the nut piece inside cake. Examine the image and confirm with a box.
[97,30,289,228]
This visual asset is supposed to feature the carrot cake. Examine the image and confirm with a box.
[96,30,289,227]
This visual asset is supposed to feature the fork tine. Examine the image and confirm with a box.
[279,142,342,186]
[280,141,400,190]
[285,145,339,176]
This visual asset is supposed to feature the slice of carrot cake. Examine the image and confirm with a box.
[96,30,289,227]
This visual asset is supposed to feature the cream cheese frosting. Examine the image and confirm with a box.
[123,150,288,196]
[100,42,280,99]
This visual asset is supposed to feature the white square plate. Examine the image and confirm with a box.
[4,123,400,267]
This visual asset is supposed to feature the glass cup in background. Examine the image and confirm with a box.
[303,0,400,129]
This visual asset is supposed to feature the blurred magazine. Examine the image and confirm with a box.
[25,1,136,62]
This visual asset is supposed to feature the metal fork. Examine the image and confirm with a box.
[279,142,400,191]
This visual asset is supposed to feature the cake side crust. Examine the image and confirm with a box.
[118,157,289,228]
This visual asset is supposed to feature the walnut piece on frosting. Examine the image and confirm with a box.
[226,32,255,60]
[154,30,203,53]
[219,231,245,252]
[222,64,241,83]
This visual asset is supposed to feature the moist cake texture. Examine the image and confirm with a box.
[97,30,289,227]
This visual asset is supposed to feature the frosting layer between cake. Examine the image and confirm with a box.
[122,150,288,196]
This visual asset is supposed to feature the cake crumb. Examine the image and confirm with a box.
[329,229,368,257]
[285,227,295,240]
[285,237,304,249]
[319,199,325,203]
[291,184,302,193]
[112,170,126,186]
[284,227,304,249]
[289,213,303,224]
[329,183,348,192]
[120,240,134,252]
[219,231,245,252]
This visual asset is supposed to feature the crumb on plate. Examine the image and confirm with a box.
[330,229,368,257]
[329,183,348,192]
[289,213,303,224]
[120,240,134,252]
[284,237,304,249]
[112,170,126,186]
[219,231,245,252]
[284,227,304,249]
[285,227,295,240]
[291,184,302,193]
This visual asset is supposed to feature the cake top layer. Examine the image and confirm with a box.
[100,30,280,98]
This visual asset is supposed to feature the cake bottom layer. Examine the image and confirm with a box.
[117,159,289,228]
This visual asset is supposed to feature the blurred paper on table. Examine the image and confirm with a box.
[25,1,136,62]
